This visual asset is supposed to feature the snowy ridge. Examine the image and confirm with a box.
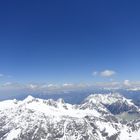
[0,93,140,140]
[84,93,135,106]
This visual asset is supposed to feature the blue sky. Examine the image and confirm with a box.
[0,0,140,87]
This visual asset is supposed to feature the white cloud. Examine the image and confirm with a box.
[29,84,38,90]
[62,83,73,87]
[100,70,116,77]
[0,74,13,79]
[47,84,54,87]
[92,70,116,78]
[47,84,59,88]
[123,80,131,86]
[3,82,12,86]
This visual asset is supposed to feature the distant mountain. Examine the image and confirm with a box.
[84,93,139,114]
[0,93,140,140]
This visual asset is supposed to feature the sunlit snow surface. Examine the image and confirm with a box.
[0,93,140,140]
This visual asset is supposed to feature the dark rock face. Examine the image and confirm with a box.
[104,102,138,115]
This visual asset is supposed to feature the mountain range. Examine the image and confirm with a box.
[0,93,140,140]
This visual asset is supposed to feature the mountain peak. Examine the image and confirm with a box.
[23,95,35,102]
[57,98,65,104]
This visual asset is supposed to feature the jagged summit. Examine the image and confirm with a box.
[23,95,35,102]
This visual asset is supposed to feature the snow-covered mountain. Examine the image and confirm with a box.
[84,93,139,114]
[0,93,140,140]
